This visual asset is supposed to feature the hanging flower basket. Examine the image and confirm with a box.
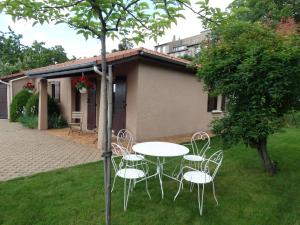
[71,73,95,94]
[79,87,87,94]
[23,82,35,93]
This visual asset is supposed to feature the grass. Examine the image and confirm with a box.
[0,128,300,225]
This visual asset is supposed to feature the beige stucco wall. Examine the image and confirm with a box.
[134,61,218,141]
[47,78,72,123]
[11,77,36,97]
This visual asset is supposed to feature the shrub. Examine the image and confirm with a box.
[48,113,68,129]
[18,115,38,129]
[48,96,60,115]
[25,94,39,116]
[10,89,32,122]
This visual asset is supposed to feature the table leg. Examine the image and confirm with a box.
[157,157,164,199]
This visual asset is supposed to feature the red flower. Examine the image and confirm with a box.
[71,73,95,90]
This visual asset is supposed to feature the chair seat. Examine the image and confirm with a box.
[123,154,144,161]
[69,123,80,126]
[183,154,205,162]
[183,171,213,184]
[116,168,146,179]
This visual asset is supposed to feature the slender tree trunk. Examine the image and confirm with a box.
[100,33,111,225]
[256,138,277,175]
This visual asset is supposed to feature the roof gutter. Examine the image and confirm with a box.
[26,61,96,77]
[138,50,195,71]
[0,80,9,85]
[26,64,96,78]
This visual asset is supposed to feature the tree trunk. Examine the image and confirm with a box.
[256,138,277,175]
[100,33,112,225]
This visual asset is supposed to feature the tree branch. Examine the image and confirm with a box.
[66,20,101,38]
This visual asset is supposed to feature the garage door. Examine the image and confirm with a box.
[0,83,8,119]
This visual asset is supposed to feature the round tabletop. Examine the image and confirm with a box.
[132,142,189,157]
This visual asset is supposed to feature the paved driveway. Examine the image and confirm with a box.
[0,120,101,181]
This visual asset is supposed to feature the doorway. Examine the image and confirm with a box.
[112,76,127,134]
[87,78,97,130]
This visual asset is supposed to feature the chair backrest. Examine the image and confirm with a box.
[191,131,210,156]
[111,143,126,172]
[71,111,83,122]
[202,150,223,180]
[117,129,135,153]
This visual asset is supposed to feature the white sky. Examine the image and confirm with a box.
[0,0,233,58]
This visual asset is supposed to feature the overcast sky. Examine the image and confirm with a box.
[0,0,233,58]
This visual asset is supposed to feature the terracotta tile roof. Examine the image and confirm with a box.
[0,72,25,81]
[27,47,192,75]
[1,47,192,78]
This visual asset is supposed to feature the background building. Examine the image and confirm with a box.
[154,30,210,57]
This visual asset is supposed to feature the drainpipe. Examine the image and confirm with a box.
[93,65,103,77]
[93,65,113,152]
[94,65,106,151]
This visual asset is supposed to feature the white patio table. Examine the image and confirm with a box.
[132,142,189,199]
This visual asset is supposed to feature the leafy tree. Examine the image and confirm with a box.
[179,54,195,61]
[0,28,69,76]
[22,41,69,70]
[0,1,208,224]
[229,0,300,24]
[197,19,300,175]
[112,38,134,52]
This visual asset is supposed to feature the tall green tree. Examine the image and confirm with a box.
[0,28,69,76]
[112,38,134,52]
[197,5,300,174]
[0,1,206,224]
[229,0,300,23]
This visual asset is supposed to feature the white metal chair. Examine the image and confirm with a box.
[117,129,144,162]
[111,143,151,211]
[173,131,211,178]
[174,150,223,215]
[184,131,211,163]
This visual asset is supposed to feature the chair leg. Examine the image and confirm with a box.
[212,181,218,205]
[145,177,151,199]
[198,184,205,216]
[174,177,183,201]
[124,179,132,211]
[176,158,184,179]
[190,182,195,192]
[111,174,117,192]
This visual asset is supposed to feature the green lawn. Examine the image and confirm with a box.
[0,128,299,225]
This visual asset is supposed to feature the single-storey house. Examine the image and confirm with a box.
[1,47,224,149]
[0,72,38,119]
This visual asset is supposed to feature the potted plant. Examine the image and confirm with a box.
[23,81,35,93]
[71,73,95,93]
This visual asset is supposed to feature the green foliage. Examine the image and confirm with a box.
[112,38,134,52]
[48,113,68,129]
[18,115,38,129]
[25,94,39,116]
[47,96,60,116]
[179,54,195,61]
[198,21,300,150]
[10,89,32,122]
[229,0,300,23]
[0,29,69,76]
[23,93,66,129]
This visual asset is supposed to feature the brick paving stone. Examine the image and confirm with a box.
[0,119,101,181]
